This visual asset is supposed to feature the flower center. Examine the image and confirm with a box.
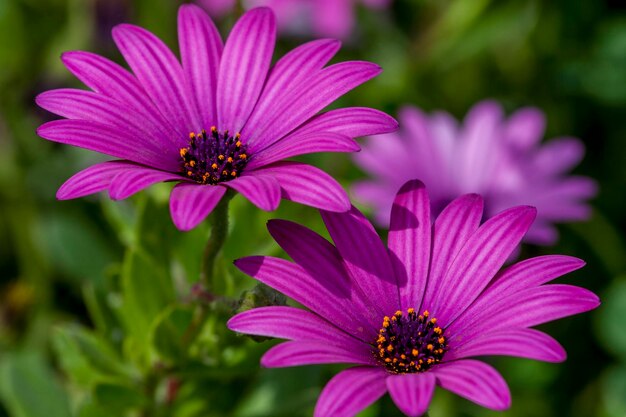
[179,127,249,185]
[375,309,447,374]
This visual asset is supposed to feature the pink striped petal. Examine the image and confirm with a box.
[429,206,537,326]
[321,206,399,318]
[112,24,200,135]
[386,373,436,417]
[388,180,431,311]
[217,8,276,133]
[314,367,388,417]
[37,120,178,171]
[253,161,350,212]
[109,167,182,200]
[289,107,398,139]
[227,306,370,349]
[248,132,359,169]
[432,360,511,411]
[245,61,382,153]
[422,194,483,311]
[244,38,341,143]
[261,341,374,368]
[225,174,281,211]
[447,328,566,363]
[57,161,133,200]
[169,183,226,231]
[178,4,223,129]
[234,256,375,341]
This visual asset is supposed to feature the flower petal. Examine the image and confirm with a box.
[532,137,585,176]
[248,132,359,169]
[321,206,399,318]
[244,38,341,143]
[109,166,182,200]
[447,328,566,363]
[234,256,375,341]
[253,161,350,212]
[37,120,178,171]
[178,4,223,129]
[112,24,200,136]
[421,194,483,312]
[261,341,374,368]
[314,367,388,417]
[429,205,537,326]
[228,306,370,349]
[288,107,399,139]
[388,180,431,311]
[217,7,276,133]
[169,183,226,231]
[225,174,281,211]
[386,373,436,417]
[245,61,382,153]
[56,161,134,200]
[503,107,545,150]
[432,360,511,411]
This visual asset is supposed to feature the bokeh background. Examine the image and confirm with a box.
[1,0,625,416]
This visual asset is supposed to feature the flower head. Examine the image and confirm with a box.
[228,180,599,416]
[353,101,597,245]
[37,5,397,230]
[198,0,391,39]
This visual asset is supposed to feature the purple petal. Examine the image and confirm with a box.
[429,206,537,326]
[313,0,353,39]
[178,4,223,129]
[289,107,399,139]
[36,89,177,153]
[112,24,200,136]
[267,219,378,332]
[247,132,359,169]
[234,256,375,341]
[169,183,226,231]
[386,373,436,417]
[421,194,484,313]
[253,161,350,212]
[321,206,399,318]
[57,161,133,200]
[532,137,585,175]
[217,8,276,133]
[447,328,566,363]
[503,107,545,150]
[108,166,182,200]
[37,120,178,171]
[227,306,371,349]
[244,38,341,144]
[314,367,388,417]
[388,180,431,311]
[432,360,511,411]
[60,51,170,131]
[225,174,281,211]
[245,61,382,153]
[261,341,374,368]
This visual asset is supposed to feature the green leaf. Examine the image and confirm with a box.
[151,306,195,362]
[0,351,72,417]
[595,277,626,360]
[93,382,148,414]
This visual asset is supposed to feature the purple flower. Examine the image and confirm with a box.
[198,0,391,39]
[353,101,597,245]
[228,180,599,417]
[36,5,397,231]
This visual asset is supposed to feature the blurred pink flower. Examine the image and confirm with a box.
[353,101,598,246]
[198,0,391,38]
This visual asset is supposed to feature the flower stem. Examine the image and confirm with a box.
[200,191,232,291]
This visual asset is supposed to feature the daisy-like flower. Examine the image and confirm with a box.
[36,5,397,230]
[353,101,597,245]
[228,180,599,417]
[198,0,391,39]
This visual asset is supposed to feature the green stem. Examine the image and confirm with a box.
[200,192,232,291]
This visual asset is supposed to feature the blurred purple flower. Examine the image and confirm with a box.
[229,180,599,417]
[353,101,597,245]
[198,0,391,39]
[36,5,397,231]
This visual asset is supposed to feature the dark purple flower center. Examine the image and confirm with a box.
[179,127,249,185]
[375,309,447,374]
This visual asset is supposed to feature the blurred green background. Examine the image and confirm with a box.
[1,0,625,416]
